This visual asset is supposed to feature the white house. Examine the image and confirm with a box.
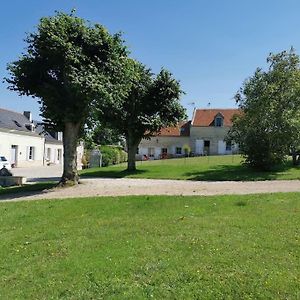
[138,108,240,159]
[0,108,83,169]
[137,121,191,160]
[190,108,240,155]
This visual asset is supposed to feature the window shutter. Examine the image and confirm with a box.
[26,146,30,160]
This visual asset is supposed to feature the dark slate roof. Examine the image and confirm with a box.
[33,121,63,144]
[0,108,62,144]
[0,108,39,135]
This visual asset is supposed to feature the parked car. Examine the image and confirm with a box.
[0,156,11,170]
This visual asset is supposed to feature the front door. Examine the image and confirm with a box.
[204,140,210,155]
[11,145,18,167]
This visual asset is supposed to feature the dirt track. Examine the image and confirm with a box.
[1,178,300,202]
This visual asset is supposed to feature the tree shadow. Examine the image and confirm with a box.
[184,163,297,181]
[27,177,61,183]
[0,182,58,201]
[80,168,147,179]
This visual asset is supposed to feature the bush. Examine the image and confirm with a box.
[100,145,127,167]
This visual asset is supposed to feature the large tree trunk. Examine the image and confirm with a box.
[127,133,141,171]
[59,122,81,186]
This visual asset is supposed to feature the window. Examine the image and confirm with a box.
[161,148,168,154]
[28,146,35,160]
[148,147,155,157]
[57,149,62,161]
[215,117,223,127]
[176,147,182,155]
[13,120,22,128]
[226,141,232,151]
[136,148,139,154]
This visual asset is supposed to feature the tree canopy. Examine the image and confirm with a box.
[96,59,186,170]
[6,11,129,184]
[228,49,300,169]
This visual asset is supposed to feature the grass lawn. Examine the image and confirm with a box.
[81,155,300,181]
[0,193,299,299]
[0,182,56,197]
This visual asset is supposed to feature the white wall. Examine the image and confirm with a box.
[45,143,63,165]
[139,136,190,159]
[0,130,84,169]
[76,142,84,170]
[0,130,44,167]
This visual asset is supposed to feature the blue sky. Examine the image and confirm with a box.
[1,0,300,120]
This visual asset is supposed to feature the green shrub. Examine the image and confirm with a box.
[100,145,127,167]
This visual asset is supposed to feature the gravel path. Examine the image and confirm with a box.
[2,178,300,202]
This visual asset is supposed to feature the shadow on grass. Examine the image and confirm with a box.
[80,168,147,178]
[0,182,57,201]
[185,163,295,181]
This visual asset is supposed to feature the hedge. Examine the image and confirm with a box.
[100,145,128,167]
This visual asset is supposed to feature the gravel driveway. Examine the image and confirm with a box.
[2,178,300,202]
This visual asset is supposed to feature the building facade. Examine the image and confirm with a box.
[138,108,239,159]
[138,121,191,160]
[0,108,83,169]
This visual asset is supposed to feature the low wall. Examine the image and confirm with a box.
[0,176,27,187]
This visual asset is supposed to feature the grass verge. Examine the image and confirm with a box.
[0,193,299,298]
[80,155,300,181]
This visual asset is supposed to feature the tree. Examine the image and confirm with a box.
[228,49,300,170]
[83,121,125,149]
[6,11,128,185]
[96,60,186,171]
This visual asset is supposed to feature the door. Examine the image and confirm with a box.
[161,147,168,159]
[195,139,204,155]
[204,140,210,155]
[11,145,17,167]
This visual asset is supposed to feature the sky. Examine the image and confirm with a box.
[1,0,300,120]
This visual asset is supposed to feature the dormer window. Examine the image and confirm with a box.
[13,120,22,127]
[215,116,223,127]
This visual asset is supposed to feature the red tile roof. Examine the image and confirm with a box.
[157,121,191,137]
[192,109,240,127]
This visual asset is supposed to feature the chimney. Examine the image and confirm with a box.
[23,111,32,122]
[55,132,63,141]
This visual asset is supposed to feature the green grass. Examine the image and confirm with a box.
[0,193,299,299]
[81,155,300,181]
[0,182,56,197]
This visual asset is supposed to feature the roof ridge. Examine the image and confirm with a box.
[0,107,27,116]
